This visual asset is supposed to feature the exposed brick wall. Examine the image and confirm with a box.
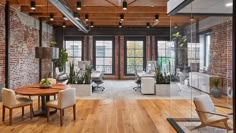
[146,36,151,61]
[0,5,54,89]
[151,36,156,60]
[208,20,232,93]
[0,5,5,84]
[83,36,88,61]
[9,9,39,89]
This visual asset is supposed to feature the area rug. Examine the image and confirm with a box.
[77,80,203,100]
[167,118,233,133]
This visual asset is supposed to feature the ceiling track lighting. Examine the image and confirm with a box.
[74,12,80,20]
[123,1,127,10]
[90,22,94,28]
[155,14,159,22]
[85,14,89,21]
[49,13,54,21]
[120,14,124,22]
[77,1,81,10]
[146,22,150,28]
[119,22,122,28]
[62,22,66,28]
[30,0,36,10]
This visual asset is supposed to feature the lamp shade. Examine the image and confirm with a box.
[35,47,59,59]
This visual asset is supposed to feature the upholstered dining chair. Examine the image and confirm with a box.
[34,78,57,110]
[46,88,76,126]
[2,88,33,125]
[193,94,232,131]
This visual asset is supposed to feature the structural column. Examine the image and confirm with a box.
[5,0,10,88]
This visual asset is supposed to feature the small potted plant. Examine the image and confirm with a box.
[210,79,222,98]
[40,76,52,88]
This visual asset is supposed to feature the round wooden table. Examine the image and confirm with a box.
[16,84,67,116]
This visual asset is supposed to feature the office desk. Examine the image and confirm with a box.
[137,72,156,95]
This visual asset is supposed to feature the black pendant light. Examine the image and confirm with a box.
[30,0,36,10]
[50,13,54,21]
[90,22,94,28]
[74,12,80,20]
[63,15,68,20]
[120,14,124,21]
[62,22,66,28]
[146,22,150,28]
[123,1,127,10]
[85,14,89,21]
[77,1,81,10]
[155,15,159,22]
[119,22,122,28]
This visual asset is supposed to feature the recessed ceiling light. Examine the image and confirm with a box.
[225,2,233,7]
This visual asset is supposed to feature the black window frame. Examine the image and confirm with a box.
[124,36,146,76]
[93,36,115,75]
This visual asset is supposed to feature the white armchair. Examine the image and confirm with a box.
[2,88,33,125]
[193,94,232,131]
[46,88,76,126]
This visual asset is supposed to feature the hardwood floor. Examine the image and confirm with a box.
[0,97,232,133]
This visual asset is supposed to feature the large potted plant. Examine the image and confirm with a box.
[210,79,222,98]
[155,66,171,96]
[67,62,92,96]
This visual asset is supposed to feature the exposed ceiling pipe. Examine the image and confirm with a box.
[48,0,89,33]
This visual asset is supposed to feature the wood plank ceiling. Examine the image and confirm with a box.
[9,0,195,28]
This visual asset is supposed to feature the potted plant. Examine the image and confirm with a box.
[54,49,68,72]
[210,79,222,98]
[155,66,171,96]
[67,62,92,96]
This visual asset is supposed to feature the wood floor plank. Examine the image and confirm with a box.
[0,96,232,133]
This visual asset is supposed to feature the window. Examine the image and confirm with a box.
[94,39,114,74]
[199,32,211,71]
[157,41,175,74]
[125,38,145,75]
[65,40,82,73]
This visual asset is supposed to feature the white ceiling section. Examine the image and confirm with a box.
[168,0,233,15]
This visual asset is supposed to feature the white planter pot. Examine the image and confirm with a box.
[155,84,170,96]
[69,84,92,96]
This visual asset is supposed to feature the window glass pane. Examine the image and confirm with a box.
[65,40,82,73]
[135,50,143,57]
[95,40,113,74]
[127,50,135,57]
[126,40,144,74]
[104,58,112,65]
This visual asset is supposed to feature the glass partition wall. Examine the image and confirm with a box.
[168,4,233,132]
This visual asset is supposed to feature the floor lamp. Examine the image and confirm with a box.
[35,47,59,79]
